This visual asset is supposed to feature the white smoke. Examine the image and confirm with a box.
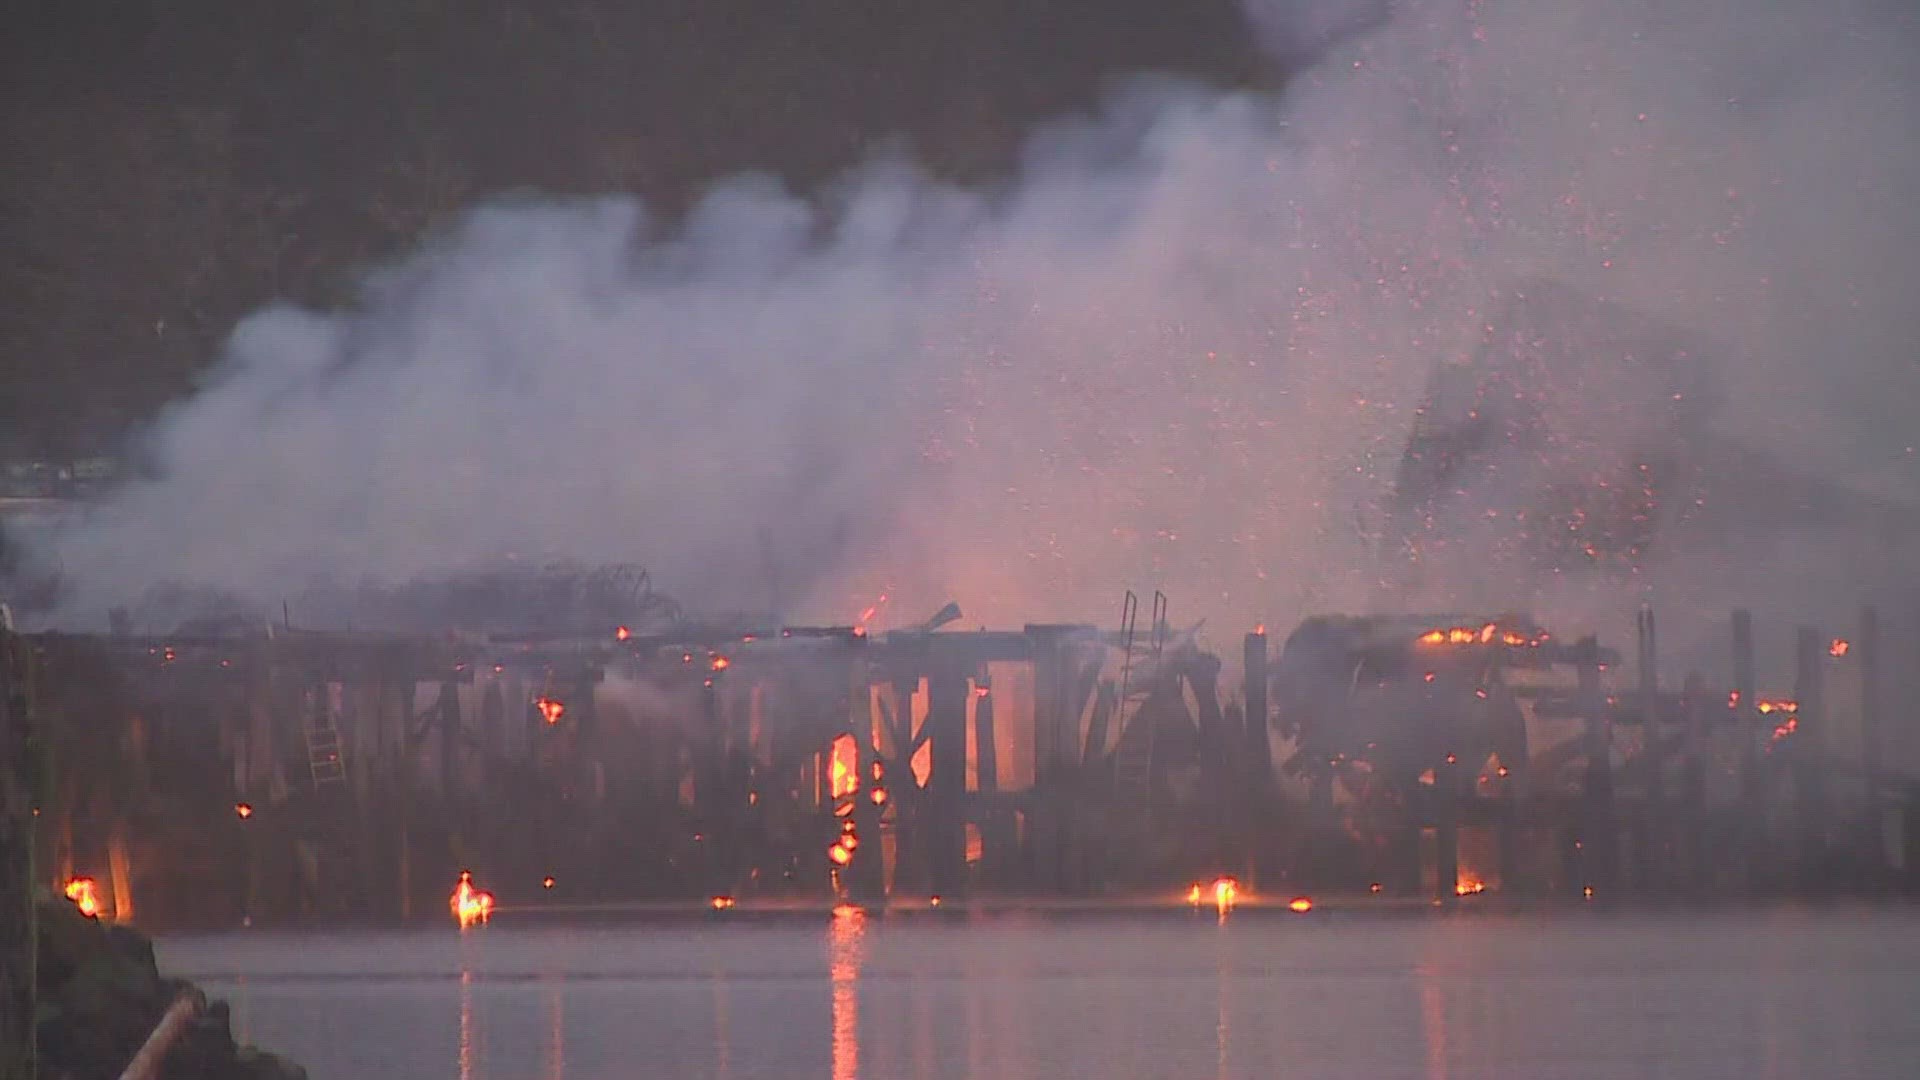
[24,0,1920,658]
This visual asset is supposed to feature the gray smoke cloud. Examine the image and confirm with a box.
[21,0,1920,664]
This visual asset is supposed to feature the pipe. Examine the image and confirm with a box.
[118,988,203,1080]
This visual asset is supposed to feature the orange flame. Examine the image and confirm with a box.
[63,877,101,919]
[615,625,631,642]
[451,870,494,928]
[1455,873,1487,896]
[1829,638,1850,658]
[828,843,852,866]
[1187,884,1203,906]
[235,802,253,820]
[1211,877,1239,913]
[829,734,859,799]
[1288,896,1313,913]
[710,895,736,910]
[710,655,731,672]
[536,697,565,725]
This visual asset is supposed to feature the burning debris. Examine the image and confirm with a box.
[63,876,102,919]
[450,871,494,928]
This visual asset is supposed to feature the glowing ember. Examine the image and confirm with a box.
[615,625,631,641]
[1769,713,1799,746]
[1583,885,1595,899]
[929,895,942,907]
[870,787,888,806]
[1287,896,1313,913]
[1419,624,1540,648]
[1755,698,1798,715]
[450,870,495,928]
[710,895,736,910]
[1455,874,1487,896]
[829,734,859,799]
[1211,877,1239,913]
[1829,638,1850,658]
[63,877,101,919]
[1253,623,1266,636]
[535,697,566,725]
[710,655,731,672]
[1369,883,1383,894]
[542,876,555,889]
[235,802,253,819]
[828,843,853,866]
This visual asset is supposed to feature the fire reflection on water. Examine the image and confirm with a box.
[458,967,475,1080]
[711,972,730,1080]
[546,980,565,1080]
[830,905,868,1080]
[1418,965,1448,1080]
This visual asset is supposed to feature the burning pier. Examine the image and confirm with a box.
[6,578,1919,925]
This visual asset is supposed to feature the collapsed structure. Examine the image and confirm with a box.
[8,561,1916,926]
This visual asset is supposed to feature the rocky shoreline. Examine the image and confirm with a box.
[35,901,304,1080]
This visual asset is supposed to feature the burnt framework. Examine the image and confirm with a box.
[15,604,1920,925]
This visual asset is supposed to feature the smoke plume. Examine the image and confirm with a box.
[19,0,1920,662]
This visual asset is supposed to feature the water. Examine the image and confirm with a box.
[156,905,1920,1080]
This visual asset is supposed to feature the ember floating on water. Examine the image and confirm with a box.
[450,870,494,928]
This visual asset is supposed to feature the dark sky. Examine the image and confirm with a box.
[1,0,1269,455]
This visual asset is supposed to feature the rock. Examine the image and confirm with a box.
[33,900,307,1080]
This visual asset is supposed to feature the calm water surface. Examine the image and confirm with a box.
[156,906,1920,1080]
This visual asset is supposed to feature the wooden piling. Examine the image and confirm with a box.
[1859,606,1881,793]
[1242,631,1271,775]
[1731,610,1761,886]
[1434,755,1460,901]
[1793,625,1829,884]
[1577,637,1617,897]
[924,663,969,898]
[1635,606,1664,891]
[1681,674,1710,894]
[1,630,37,1080]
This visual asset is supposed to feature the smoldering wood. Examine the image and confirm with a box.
[8,602,1916,925]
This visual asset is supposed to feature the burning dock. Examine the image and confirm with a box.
[5,560,1917,928]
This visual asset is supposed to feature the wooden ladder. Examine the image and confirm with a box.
[305,687,345,789]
